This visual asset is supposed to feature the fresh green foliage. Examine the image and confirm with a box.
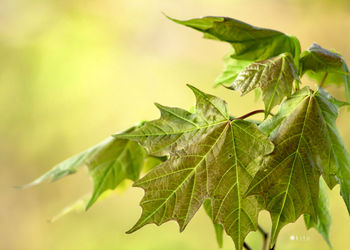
[300,43,350,103]
[169,15,301,88]
[168,16,300,62]
[25,15,350,250]
[245,87,346,246]
[22,137,113,188]
[23,126,163,209]
[118,85,274,250]
[304,179,332,248]
[300,43,346,76]
[228,52,299,117]
[204,199,224,248]
[86,129,146,209]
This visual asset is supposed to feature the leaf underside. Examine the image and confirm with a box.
[24,14,350,250]
[23,126,162,210]
[228,52,298,117]
[300,43,345,76]
[304,179,332,248]
[169,15,301,87]
[301,43,350,103]
[203,199,224,248]
[86,135,146,209]
[246,87,350,246]
[119,85,274,250]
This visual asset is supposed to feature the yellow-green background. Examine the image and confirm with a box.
[1,0,349,249]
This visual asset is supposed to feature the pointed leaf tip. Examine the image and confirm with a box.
[121,86,273,249]
[229,52,298,116]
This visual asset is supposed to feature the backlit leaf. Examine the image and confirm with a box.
[246,87,350,246]
[304,179,332,248]
[204,199,224,248]
[301,44,350,102]
[314,88,350,213]
[228,53,298,117]
[21,137,116,188]
[23,126,152,210]
[300,43,347,75]
[168,16,300,62]
[114,85,229,156]
[246,88,328,246]
[124,85,274,250]
[86,130,146,209]
[214,50,251,86]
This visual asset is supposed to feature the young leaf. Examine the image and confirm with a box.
[301,44,350,102]
[214,50,251,86]
[246,87,350,246]
[246,87,332,246]
[22,125,154,210]
[49,156,165,222]
[300,43,347,76]
[21,137,115,188]
[168,16,300,62]
[203,199,224,248]
[125,85,274,250]
[314,88,350,213]
[259,87,311,137]
[86,134,146,209]
[304,179,332,248]
[114,85,229,156]
[228,53,299,117]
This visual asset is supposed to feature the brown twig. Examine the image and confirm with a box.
[229,109,274,121]
[319,72,328,88]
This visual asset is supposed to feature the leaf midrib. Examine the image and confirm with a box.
[118,120,228,137]
[271,96,314,241]
[130,122,230,232]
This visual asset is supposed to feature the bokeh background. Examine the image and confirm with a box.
[1,0,350,249]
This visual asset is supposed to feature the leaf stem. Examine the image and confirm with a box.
[319,72,328,88]
[294,79,300,92]
[258,225,268,250]
[243,242,252,250]
[230,109,274,121]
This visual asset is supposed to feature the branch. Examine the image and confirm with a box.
[229,109,274,121]
[319,72,328,88]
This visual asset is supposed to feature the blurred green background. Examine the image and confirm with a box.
[1,0,350,249]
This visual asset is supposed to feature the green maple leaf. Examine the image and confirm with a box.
[120,85,274,250]
[49,155,164,222]
[22,126,154,210]
[214,50,251,86]
[21,137,117,188]
[168,16,300,62]
[246,87,350,246]
[168,15,301,87]
[300,43,347,76]
[304,179,332,248]
[86,129,147,209]
[313,88,350,213]
[228,53,299,117]
[203,199,224,248]
[115,85,230,156]
[300,43,350,103]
